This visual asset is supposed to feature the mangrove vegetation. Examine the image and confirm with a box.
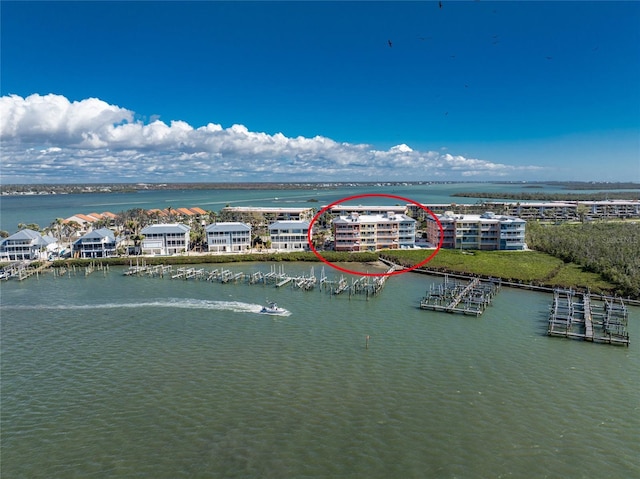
[525,221,640,298]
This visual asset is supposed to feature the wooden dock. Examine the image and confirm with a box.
[123,263,393,298]
[0,261,52,281]
[547,289,630,346]
[419,276,500,316]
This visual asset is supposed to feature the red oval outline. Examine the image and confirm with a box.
[307,193,443,277]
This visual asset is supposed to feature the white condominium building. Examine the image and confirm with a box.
[426,212,526,250]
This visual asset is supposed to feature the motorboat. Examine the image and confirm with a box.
[259,301,289,315]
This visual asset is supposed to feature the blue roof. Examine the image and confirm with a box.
[2,228,50,246]
[269,220,310,230]
[80,228,116,240]
[141,223,190,234]
[5,228,42,241]
[206,222,251,233]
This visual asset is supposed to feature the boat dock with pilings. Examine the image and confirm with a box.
[548,289,630,346]
[419,275,500,316]
[123,261,393,298]
[0,261,52,281]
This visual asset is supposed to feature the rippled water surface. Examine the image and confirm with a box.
[2,264,639,478]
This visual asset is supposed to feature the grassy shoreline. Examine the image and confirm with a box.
[381,249,620,296]
[48,251,379,267]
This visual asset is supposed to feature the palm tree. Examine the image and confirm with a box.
[131,232,145,253]
[50,218,64,241]
[189,225,206,252]
[124,220,142,254]
[46,218,65,257]
[312,231,327,250]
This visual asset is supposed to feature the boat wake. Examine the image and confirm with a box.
[2,298,290,315]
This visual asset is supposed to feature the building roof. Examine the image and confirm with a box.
[435,212,524,223]
[6,228,42,240]
[147,208,168,216]
[333,213,416,224]
[65,213,98,224]
[222,206,313,213]
[141,223,190,234]
[177,207,196,216]
[41,234,58,246]
[79,228,116,240]
[329,204,408,213]
[1,229,50,246]
[146,207,207,217]
[206,222,251,233]
[269,220,310,229]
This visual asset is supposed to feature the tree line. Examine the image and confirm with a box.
[526,221,640,298]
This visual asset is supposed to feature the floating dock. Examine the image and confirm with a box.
[547,289,630,346]
[419,276,500,316]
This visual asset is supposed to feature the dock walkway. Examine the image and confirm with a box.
[419,276,499,316]
[0,261,52,281]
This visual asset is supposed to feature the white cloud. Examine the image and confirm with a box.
[0,93,543,182]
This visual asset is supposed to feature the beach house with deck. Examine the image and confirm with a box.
[268,220,311,251]
[72,228,119,258]
[140,223,190,255]
[0,229,58,261]
[205,222,252,253]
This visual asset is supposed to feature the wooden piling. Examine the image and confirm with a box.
[547,289,629,346]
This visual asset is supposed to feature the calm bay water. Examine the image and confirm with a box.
[1,263,639,478]
[2,182,637,233]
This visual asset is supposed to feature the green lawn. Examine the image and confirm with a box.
[382,249,616,294]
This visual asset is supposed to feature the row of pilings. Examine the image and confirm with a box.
[122,260,393,299]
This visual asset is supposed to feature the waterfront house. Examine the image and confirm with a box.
[0,229,57,261]
[72,228,119,258]
[140,223,190,255]
[268,220,311,251]
[205,222,252,253]
[426,212,526,250]
[332,212,416,252]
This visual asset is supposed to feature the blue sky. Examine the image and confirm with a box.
[1,1,639,183]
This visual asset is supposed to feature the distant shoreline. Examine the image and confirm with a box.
[1,181,426,196]
[2,181,639,197]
